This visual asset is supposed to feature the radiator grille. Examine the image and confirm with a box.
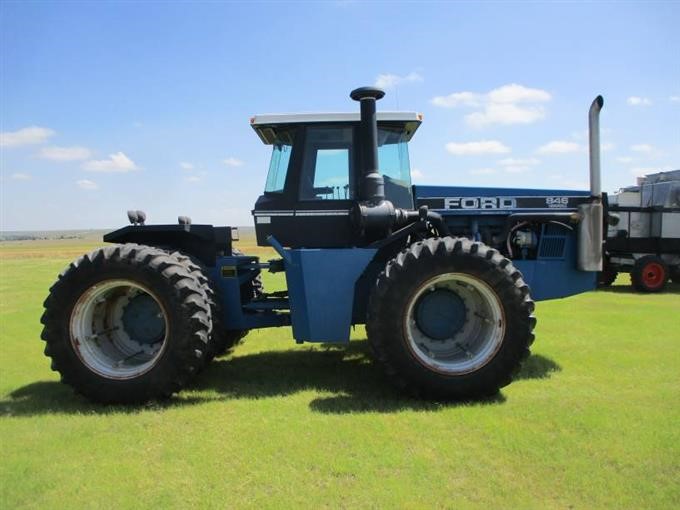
[538,223,569,259]
[539,237,566,258]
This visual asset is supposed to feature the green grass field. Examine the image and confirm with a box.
[1,237,679,509]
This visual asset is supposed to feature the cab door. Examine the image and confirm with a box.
[289,125,356,247]
[253,124,358,248]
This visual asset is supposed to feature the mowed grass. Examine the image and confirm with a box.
[1,237,679,509]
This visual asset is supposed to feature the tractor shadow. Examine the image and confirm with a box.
[1,342,561,417]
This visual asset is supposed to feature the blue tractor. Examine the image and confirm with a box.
[41,87,605,403]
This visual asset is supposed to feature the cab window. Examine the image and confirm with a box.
[264,127,296,193]
[264,143,293,193]
[378,127,413,208]
[299,126,353,200]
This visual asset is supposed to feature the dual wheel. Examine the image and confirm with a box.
[367,237,536,399]
[41,244,252,404]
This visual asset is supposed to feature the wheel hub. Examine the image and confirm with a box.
[69,280,169,379]
[404,273,505,375]
[642,262,664,288]
[415,289,467,340]
[122,294,165,345]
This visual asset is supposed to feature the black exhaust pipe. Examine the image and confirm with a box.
[349,86,446,239]
[350,86,386,203]
[350,86,399,236]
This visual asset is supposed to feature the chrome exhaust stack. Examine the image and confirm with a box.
[578,95,605,271]
[588,95,604,198]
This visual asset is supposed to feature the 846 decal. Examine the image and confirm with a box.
[545,196,570,208]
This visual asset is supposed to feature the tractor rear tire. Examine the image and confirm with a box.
[165,248,263,361]
[164,251,223,367]
[40,244,212,404]
[367,237,535,400]
[631,255,668,293]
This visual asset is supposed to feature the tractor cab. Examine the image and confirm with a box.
[250,112,422,248]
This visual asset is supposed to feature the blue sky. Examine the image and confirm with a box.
[1,1,678,230]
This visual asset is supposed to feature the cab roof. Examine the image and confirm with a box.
[250,112,422,145]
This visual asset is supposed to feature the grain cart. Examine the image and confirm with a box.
[41,87,605,403]
[599,169,680,292]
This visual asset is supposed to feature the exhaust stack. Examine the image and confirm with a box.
[350,86,386,203]
[578,95,605,272]
[348,86,449,239]
[588,95,604,198]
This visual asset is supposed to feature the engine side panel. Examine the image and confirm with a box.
[414,185,597,300]
[414,185,590,216]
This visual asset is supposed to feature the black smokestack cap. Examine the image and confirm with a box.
[350,87,385,101]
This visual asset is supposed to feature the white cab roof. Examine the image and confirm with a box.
[250,111,422,144]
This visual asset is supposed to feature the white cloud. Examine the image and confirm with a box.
[601,142,615,152]
[11,172,31,180]
[630,144,654,153]
[469,168,497,175]
[410,168,424,181]
[431,91,480,108]
[1,126,55,147]
[82,152,138,172]
[185,175,202,183]
[466,102,546,128]
[445,140,511,155]
[38,146,91,161]
[487,84,552,104]
[431,84,551,127]
[76,179,98,190]
[627,96,652,106]
[180,162,194,170]
[617,156,633,164]
[223,157,244,167]
[670,96,680,103]
[374,72,423,90]
[536,141,581,154]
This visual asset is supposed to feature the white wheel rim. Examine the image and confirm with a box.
[403,273,505,375]
[69,279,169,379]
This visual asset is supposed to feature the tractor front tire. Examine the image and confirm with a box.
[631,255,668,293]
[367,237,535,400]
[40,244,212,404]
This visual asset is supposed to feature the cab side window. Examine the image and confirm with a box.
[265,143,293,193]
[299,126,353,200]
